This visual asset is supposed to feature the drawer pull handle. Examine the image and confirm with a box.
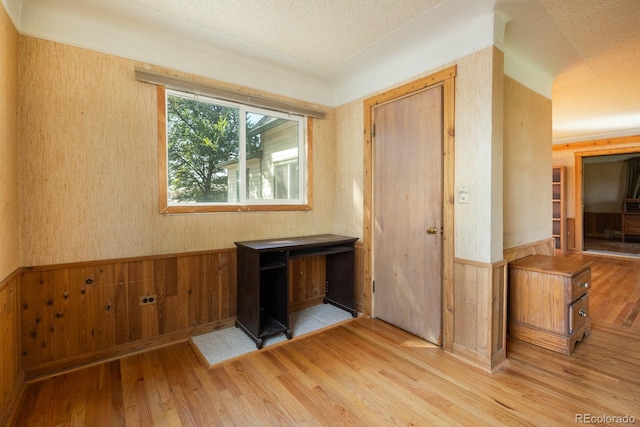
[579,282,589,289]
[579,307,587,317]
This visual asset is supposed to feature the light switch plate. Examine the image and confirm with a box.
[458,187,470,204]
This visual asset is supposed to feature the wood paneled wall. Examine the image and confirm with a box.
[0,271,22,425]
[20,249,237,378]
[584,212,622,239]
[18,244,364,379]
[567,218,576,251]
[453,258,508,372]
[289,242,364,313]
[289,256,326,311]
[503,238,555,263]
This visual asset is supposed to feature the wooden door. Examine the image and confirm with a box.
[373,86,443,345]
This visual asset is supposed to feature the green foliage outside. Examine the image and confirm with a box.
[167,95,239,202]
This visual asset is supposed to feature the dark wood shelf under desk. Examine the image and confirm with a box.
[235,234,358,349]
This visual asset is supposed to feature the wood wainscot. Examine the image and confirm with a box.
[453,258,508,372]
[17,243,365,379]
[0,270,23,426]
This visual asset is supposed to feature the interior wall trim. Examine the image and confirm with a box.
[503,238,554,262]
[552,134,640,152]
[0,267,22,293]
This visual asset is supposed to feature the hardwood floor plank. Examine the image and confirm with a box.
[270,366,340,426]
[156,344,220,426]
[294,335,435,425]
[9,255,640,426]
[139,351,179,426]
[505,342,640,418]
[268,344,379,426]
[588,254,640,329]
[192,366,238,426]
[340,322,545,426]
[30,377,57,426]
[83,362,126,427]
[231,357,320,426]
[309,329,491,425]
[121,354,155,426]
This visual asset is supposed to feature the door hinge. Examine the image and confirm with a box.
[372,124,376,137]
[372,280,376,293]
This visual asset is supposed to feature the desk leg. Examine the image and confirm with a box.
[235,319,263,349]
[323,298,357,317]
[325,250,357,317]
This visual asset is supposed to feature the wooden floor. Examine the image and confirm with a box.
[9,254,640,426]
[584,236,640,255]
[589,253,640,329]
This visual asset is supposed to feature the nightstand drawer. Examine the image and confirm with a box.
[571,269,591,300]
[624,215,640,234]
[570,294,589,335]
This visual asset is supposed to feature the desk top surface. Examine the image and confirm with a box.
[235,234,358,251]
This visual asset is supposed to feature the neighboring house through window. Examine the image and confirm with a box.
[160,89,309,213]
[275,160,299,199]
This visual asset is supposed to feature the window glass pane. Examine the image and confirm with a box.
[275,161,299,199]
[290,162,299,199]
[167,93,239,203]
[163,89,306,210]
[275,163,288,199]
[245,112,299,201]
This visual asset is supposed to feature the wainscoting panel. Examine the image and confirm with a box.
[20,250,237,377]
[0,270,22,425]
[503,238,554,263]
[453,258,507,372]
[18,244,364,378]
[289,256,327,312]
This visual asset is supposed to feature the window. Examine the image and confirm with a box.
[275,160,299,199]
[159,88,310,213]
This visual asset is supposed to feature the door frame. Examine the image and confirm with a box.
[362,66,457,351]
[574,145,640,252]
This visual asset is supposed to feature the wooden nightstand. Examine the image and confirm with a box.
[508,254,592,355]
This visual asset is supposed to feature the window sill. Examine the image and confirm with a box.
[160,204,312,214]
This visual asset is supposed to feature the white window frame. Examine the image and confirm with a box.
[159,87,311,213]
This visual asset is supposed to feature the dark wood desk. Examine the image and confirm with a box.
[235,234,358,348]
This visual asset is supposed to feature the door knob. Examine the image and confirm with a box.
[427,227,438,234]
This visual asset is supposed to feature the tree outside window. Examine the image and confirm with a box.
[164,90,306,209]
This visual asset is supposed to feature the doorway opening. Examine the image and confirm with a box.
[575,147,640,257]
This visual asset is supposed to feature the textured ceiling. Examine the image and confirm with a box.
[6,0,640,142]
[540,0,640,141]
[129,0,447,67]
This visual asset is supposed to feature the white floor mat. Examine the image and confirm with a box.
[190,303,355,367]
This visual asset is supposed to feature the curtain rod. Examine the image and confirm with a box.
[134,68,326,119]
